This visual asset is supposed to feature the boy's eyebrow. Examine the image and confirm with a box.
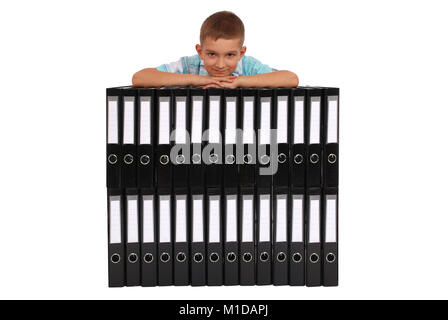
[205,50,238,54]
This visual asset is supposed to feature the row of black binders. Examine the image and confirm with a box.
[106,85,339,287]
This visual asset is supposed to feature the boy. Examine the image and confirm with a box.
[132,11,299,88]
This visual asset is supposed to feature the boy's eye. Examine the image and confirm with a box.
[227,54,235,57]
[208,53,215,56]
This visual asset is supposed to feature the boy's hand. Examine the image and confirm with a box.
[217,77,241,89]
[194,75,237,88]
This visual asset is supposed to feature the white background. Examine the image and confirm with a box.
[1,0,447,300]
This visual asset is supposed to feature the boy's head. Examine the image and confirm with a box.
[196,11,247,77]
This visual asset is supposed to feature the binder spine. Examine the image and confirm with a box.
[291,88,307,189]
[223,89,239,191]
[322,188,338,287]
[107,188,125,287]
[125,189,140,286]
[305,189,322,287]
[273,190,289,286]
[106,89,122,189]
[224,192,239,285]
[140,189,157,287]
[137,88,155,190]
[256,192,272,285]
[190,194,206,286]
[239,187,256,286]
[257,89,273,189]
[157,193,173,286]
[121,89,138,189]
[305,88,324,188]
[322,87,339,286]
[189,89,206,195]
[206,190,223,286]
[173,88,190,194]
[239,89,257,187]
[323,87,339,189]
[273,88,291,189]
[155,89,173,193]
[204,88,223,189]
[174,194,189,286]
[289,188,305,286]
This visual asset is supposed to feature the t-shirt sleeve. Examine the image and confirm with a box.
[243,56,278,75]
[155,57,188,74]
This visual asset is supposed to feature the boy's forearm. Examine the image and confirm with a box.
[132,68,196,87]
[237,70,299,88]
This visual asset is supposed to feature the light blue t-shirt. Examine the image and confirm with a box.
[156,54,277,76]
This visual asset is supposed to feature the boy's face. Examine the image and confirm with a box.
[196,37,246,77]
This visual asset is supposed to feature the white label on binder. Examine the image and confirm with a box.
[293,96,304,144]
[242,196,253,242]
[260,97,271,145]
[158,97,170,145]
[226,195,237,242]
[327,96,339,144]
[276,195,287,242]
[292,195,304,242]
[277,96,288,143]
[259,195,271,242]
[175,97,187,144]
[209,96,220,143]
[243,97,254,144]
[225,97,237,144]
[209,196,221,243]
[123,96,135,144]
[143,195,154,243]
[109,196,121,244]
[309,196,321,243]
[175,196,187,242]
[159,195,171,243]
[107,96,119,144]
[139,96,151,145]
[127,196,138,243]
[191,96,203,144]
[325,195,337,243]
[192,196,204,243]
[310,97,321,144]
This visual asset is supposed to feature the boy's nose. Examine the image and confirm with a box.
[217,58,225,68]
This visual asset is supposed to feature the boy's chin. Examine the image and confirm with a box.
[208,70,233,77]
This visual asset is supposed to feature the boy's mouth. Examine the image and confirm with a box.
[213,68,227,74]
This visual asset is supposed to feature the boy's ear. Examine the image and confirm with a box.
[240,46,247,58]
[195,44,203,58]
